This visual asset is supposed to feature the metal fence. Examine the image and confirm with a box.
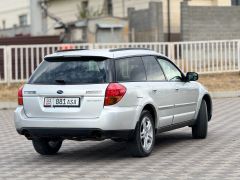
[0,40,239,84]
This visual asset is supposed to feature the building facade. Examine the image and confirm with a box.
[0,0,30,37]
[113,0,232,40]
[0,0,235,42]
[0,0,30,29]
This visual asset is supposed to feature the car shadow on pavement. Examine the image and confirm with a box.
[155,131,193,149]
[26,130,194,163]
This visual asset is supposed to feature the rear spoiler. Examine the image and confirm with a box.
[44,56,110,61]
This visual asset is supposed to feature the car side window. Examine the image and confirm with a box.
[157,57,182,81]
[115,56,146,82]
[142,56,166,81]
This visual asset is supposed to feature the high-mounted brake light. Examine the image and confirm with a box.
[18,86,24,105]
[104,83,126,106]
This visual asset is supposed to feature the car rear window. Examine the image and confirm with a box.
[28,57,113,85]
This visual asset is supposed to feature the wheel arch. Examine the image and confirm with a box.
[202,94,212,121]
[141,104,158,129]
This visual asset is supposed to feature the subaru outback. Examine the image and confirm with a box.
[14,48,212,157]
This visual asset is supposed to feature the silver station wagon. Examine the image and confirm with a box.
[14,48,212,157]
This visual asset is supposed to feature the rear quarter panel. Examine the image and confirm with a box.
[115,82,158,128]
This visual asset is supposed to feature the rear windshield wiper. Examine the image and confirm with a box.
[55,79,66,84]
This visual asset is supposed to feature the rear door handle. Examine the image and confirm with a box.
[152,89,157,93]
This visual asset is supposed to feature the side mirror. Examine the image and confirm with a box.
[186,72,198,81]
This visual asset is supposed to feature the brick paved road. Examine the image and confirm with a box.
[0,98,240,180]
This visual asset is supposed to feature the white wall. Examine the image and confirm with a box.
[189,0,231,6]
[0,0,30,29]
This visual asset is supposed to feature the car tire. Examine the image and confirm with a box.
[128,110,155,157]
[192,100,208,139]
[32,138,63,155]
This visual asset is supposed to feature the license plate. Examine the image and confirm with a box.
[44,97,80,107]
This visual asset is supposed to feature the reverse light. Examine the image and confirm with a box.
[18,86,24,105]
[104,83,126,106]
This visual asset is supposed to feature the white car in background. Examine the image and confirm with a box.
[14,48,212,157]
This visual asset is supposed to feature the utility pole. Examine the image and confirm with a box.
[122,0,125,17]
[167,0,171,42]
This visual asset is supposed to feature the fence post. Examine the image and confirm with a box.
[3,46,7,84]
[91,43,95,49]
[4,46,12,86]
[168,43,175,61]
[238,40,240,72]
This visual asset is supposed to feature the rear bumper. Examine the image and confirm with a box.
[14,106,141,138]
[17,127,134,140]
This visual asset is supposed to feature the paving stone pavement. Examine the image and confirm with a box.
[0,98,240,180]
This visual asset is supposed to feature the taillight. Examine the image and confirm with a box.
[18,86,24,105]
[104,83,126,106]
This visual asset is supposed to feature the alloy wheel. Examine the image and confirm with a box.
[140,116,153,152]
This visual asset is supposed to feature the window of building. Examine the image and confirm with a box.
[82,0,88,11]
[107,0,113,16]
[232,0,240,5]
[19,14,27,26]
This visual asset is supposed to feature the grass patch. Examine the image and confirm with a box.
[198,72,240,92]
[0,83,23,102]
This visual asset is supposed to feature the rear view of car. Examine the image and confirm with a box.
[15,51,137,155]
[23,56,113,120]
[14,48,212,157]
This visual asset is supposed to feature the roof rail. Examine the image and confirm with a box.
[56,48,87,53]
[109,48,151,52]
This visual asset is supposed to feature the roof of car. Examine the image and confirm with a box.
[45,48,167,59]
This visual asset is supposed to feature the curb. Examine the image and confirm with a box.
[0,91,239,110]
[0,102,17,110]
[210,91,240,98]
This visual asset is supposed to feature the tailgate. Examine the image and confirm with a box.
[23,84,108,119]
